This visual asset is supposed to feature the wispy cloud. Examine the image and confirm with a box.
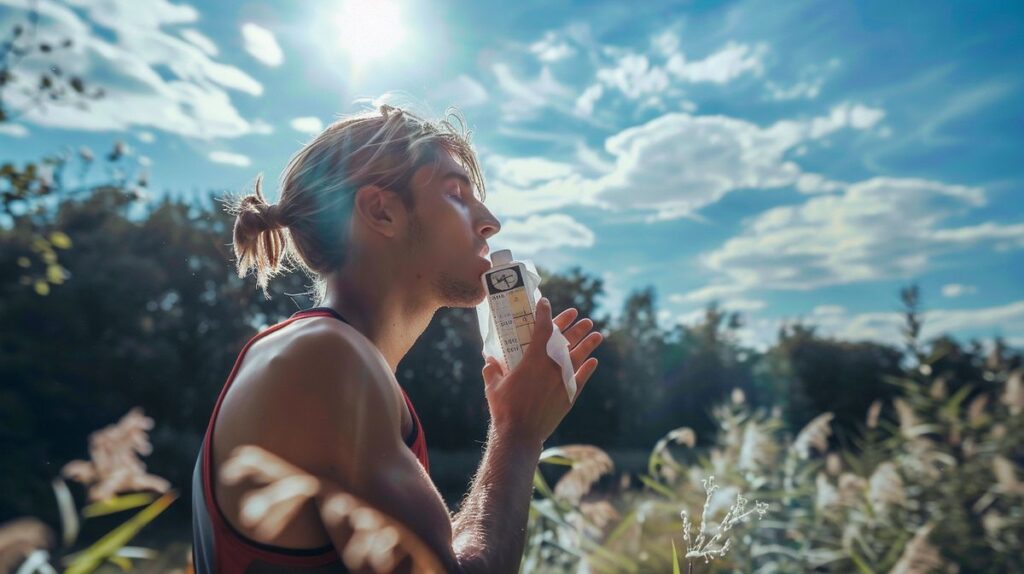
[208,151,252,167]
[430,74,489,109]
[942,283,977,298]
[241,23,283,67]
[290,117,324,134]
[701,177,1024,291]
[495,213,596,255]
[0,0,267,139]
[179,28,218,56]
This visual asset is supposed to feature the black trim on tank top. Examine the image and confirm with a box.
[291,306,419,447]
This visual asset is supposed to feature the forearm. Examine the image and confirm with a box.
[450,422,543,574]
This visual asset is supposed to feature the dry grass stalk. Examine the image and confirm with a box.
[866,400,882,429]
[967,394,988,425]
[219,445,443,573]
[549,446,615,505]
[61,408,170,502]
[1002,370,1023,415]
[991,456,1024,495]
[794,413,834,459]
[868,462,906,512]
[889,523,949,574]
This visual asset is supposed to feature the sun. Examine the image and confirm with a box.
[333,0,407,66]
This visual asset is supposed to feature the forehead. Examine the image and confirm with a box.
[410,148,472,191]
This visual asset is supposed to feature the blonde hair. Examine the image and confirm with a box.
[226,104,486,301]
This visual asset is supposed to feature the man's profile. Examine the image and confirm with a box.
[191,104,604,573]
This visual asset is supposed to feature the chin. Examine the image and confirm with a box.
[436,270,487,308]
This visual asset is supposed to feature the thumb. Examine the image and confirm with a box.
[482,355,504,386]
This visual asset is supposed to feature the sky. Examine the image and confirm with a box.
[1,0,1022,349]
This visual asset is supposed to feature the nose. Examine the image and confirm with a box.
[476,206,501,240]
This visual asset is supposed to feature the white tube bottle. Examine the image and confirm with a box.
[481,249,538,373]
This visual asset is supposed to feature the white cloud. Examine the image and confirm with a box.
[0,0,267,140]
[241,23,283,67]
[0,123,29,137]
[698,300,1024,351]
[701,177,1024,291]
[807,300,1024,347]
[767,79,823,101]
[290,116,324,134]
[430,74,489,108]
[589,103,883,219]
[208,151,251,167]
[668,283,747,305]
[813,305,847,316]
[942,283,977,298]
[484,101,885,221]
[495,213,596,255]
[486,156,576,188]
[530,30,576,62]
[180,28,218,56]
[666,42,767,84]
[720,298,767,312]
[596,54,671,100]
[492,63,574,121]
[575,84,603,116]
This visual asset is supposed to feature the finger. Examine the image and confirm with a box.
[528,298,553,356]
[482,356,504,386]
[563,317,594,348]
[570,331,603,371]
[573,357,599,396]
[553,307,579,332]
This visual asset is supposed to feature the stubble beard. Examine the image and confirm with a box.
[407,211,485,308]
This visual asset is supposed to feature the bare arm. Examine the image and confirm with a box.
[449,423,542,573]
[278,301,602,573]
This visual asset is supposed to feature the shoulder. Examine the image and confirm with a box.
[250,318,404,475]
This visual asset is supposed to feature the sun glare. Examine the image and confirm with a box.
[334,0,407,66]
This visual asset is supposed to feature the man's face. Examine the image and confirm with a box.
[402,150,501,308]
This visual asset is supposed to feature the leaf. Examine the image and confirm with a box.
[638,474,676,499]
[49,231,72,249]
[82,493,157,518]
[63,491,177,574]
[34,280,50,296]
[671,539,681,574]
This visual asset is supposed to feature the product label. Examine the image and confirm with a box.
[484,265,536,369]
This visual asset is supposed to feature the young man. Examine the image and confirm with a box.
[192,105,604,573]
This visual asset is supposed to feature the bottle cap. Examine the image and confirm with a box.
[490,249,513,266]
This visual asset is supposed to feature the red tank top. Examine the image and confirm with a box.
[192,307,429,573]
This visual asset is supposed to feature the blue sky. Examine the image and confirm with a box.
[1,0,1022,349]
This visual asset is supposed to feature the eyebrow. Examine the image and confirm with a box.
[439,169,478,198]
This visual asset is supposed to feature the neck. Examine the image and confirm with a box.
[320,259,437,374]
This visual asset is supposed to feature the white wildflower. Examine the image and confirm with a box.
[680,476,768,565]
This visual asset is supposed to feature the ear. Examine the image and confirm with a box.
[352,184,408,238]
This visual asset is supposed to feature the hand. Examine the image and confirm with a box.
[481,298,604,446]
